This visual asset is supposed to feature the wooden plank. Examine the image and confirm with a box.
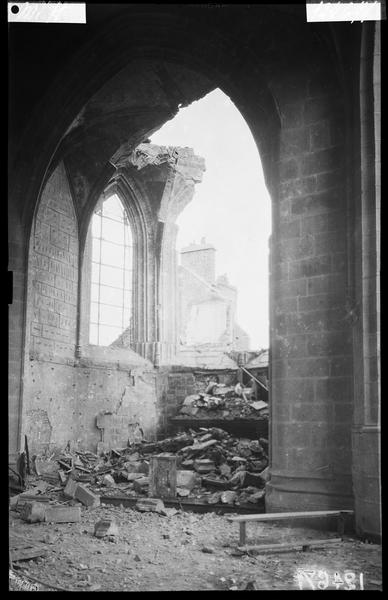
[10,547,47,562]
[228,510,354,523]
[240,366,269,391]
[9,534,47,562]
[9,538,35,549]
[10,533,36,548]
[237,538,343,553]
[101,494,265,514]
[10,532,45,547]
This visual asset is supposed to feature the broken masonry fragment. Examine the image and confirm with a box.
[75,484,100,508]
[94,519,119,538]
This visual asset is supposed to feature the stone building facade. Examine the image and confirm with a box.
[9,6,381,540]
[178,239,250,350]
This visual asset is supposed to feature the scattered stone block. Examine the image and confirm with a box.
[123,460,149,475]
[31,480,50,494]
[229,471,246,487]
[249,459,268,472]
[249,440,264,454]
[94,519,119,538]
[176,470,198,491]
[221,490,238,504]
[133,476,149,493]
[258,467,270,483]
[250,401,268,411]
[219,463,232,477]
[247,490,265,503]
[103,474,115,487]
[194,459,215,474]
[201,477,229,490]
[21,502,47,523]
[125,472,144,481]
[182,395,200,406]
[135,498,165,514]
[34,458,59,477]
[177,488,190,497]
[14,494,50,511]
[63,478,78,499]
[231,456,247,463]
[75,484,100,508]
[45,506,81,523]
[207,492,222,504]
[138,461,149,475]
[58,471,68,485]
[9,495,19,509]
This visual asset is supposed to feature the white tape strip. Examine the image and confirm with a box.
[307,2,382,22]
[8,2,86,24]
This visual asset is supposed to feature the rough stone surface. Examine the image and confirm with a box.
[75,485,101,508]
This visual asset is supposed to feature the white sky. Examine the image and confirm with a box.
[150,88,272,349]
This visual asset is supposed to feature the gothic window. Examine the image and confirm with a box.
[89,194,133,346]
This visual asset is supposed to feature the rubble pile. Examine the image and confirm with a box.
[176,383,268,420]
[10,427,269,512]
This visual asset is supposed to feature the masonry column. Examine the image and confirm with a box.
[351,22,381,541]
[157,147,206,364]
[266,66,354,511]
[8,203,27,465]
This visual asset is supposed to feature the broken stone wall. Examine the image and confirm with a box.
[23,353,159,456]
[155,368,239,436]
[21,163,161,455]
[156,369,196,436]
[191,370,238,394]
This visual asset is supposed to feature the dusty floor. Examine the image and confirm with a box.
[9,505,382,591]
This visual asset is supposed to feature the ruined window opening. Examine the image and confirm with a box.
[150,88,271,358]
[89,194,133,346]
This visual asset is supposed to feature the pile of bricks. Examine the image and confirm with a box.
[176,382,268,420]
[92,427,270,507]
[11,426,269,511]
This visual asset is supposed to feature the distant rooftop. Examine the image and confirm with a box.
[181,237,215,253]
[245,349,269,369]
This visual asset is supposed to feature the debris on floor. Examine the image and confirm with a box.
[8,505,382,591]
[177,385,269,420]
[10,427,269,511]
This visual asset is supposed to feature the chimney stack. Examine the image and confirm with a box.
[180,238,216,284]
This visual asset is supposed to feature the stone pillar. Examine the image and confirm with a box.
[158,221,179,363]
[8,205,27,465]
[156,147,206,364]
[351,22,381,541]
[266,68,354,512]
